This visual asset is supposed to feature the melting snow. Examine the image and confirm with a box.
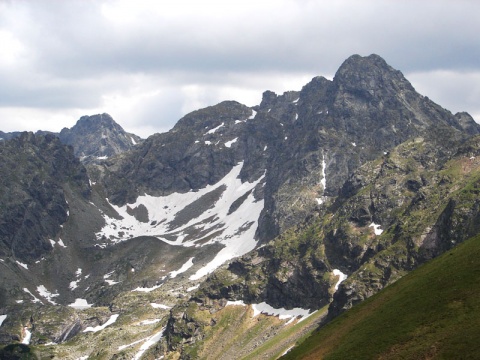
[224,137,238,148]
[69,281,79,290]
[22,328,32,345]
[37,285,59,305]
[264,145,267,151]
[16,261,28,270]
[251,302,310,320]
[332,269,348,290]
[97,155,108,160]
[131,136,137,145]
[352,142,356,147]
[293,98,300,103]
[57,238,67,248]
[132,284,162,293]
[133,328,165,360]
[118,337,147,351]
[83,314,119,333]
[150,303,171,310]
[98,162,265,280]
[248,110,257,119]
[187,284,200,292]
[170,257,194,278]
[369,222,384,235]
[139,319,160,325]
[227,301,310,322]
[0,315,6,327]
[295,113,298,120]
[204,140,212,145]
[68,298,93,310]
[23,288,41,303]
[316,153,327,205]
[205,122,224,135]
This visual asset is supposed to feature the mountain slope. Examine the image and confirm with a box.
[59,113,142,161]
[281,233,480,360]
[0,113,141,163]
[1,54,480,359]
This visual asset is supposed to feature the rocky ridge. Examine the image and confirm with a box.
[0,54,479,359]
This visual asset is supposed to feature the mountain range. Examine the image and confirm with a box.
[0,54,479,359]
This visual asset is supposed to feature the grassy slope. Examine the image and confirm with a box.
[282,234,480,360]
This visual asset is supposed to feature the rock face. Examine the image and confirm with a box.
[0,113,142,164]
[0,133,90,263]
[59,113,142,161]
[1,54,480,359]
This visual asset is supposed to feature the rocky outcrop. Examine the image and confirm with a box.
[59,113,142,161]
[0,133,90,263]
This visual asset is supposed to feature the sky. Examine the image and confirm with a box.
[0,0,479,138]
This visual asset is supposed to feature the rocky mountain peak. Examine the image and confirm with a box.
[333,53,415,96]
[58,113,142,160]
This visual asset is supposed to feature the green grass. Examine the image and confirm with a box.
[281,234,480,360]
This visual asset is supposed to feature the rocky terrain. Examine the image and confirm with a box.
[0,54,479,359]
[0,113,141,163]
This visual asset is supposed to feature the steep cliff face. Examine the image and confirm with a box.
[1,54,480,360]
[0,133,90,263]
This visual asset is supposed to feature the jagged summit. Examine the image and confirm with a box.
[1,54,480,359]
[59,113,142,160]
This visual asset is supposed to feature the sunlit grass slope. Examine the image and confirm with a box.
[282,234,480,360]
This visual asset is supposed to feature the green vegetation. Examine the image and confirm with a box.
[281,234,480,359]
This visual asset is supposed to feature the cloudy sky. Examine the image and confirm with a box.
[0,0,479,138]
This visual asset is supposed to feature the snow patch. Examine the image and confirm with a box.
[133,328,165,360]
[226,300,246,306]
[369,222,384,235]
[16,261,28,270]
[295,113,298,120]
[139,319,160,325]
[316,153,327,205]
[83,314,119,333]
[23,288,41,303]
[37,285,59,305]
[187,284,200,292]
[292,98,300,103]
[118,337,147,351]
[57,238,67,248]
[69,281,79,290]
[97,155,108,160]
[131,136,137,145]
[68,298,93,310]
[251,302,310,321]
[150,303,171,310]
[22,328,32,345]
[170,257,194,278]
[224,137,238,148]
[98,162,265,279]
[264,145,267,151]
[248,110,257,119]
[205,122,224,135]
[352,142,356,147]
[0,315,6,327]
[132,284,162,293]
[333,269,348,290]
[204,140,212,145]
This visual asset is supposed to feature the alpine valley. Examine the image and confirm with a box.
[1,54,480,360]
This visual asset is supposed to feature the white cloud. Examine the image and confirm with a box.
[0,0,479,137]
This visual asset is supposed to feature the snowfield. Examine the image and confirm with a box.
[97,162,265,279]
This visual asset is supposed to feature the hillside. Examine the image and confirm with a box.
[281,233,480,359]
[0,54,480,359]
